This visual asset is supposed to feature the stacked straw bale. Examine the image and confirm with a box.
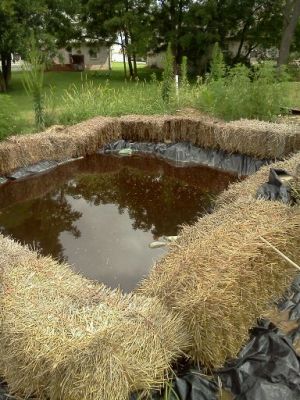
[119,115,300,159]
[0,114,299,175]
[0,117,118,175]
[0,236,189,400]
[138,154,300,368]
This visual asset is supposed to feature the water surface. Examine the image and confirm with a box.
[0,154,237,291]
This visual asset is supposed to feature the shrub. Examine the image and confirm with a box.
[198,46,289,121]
[210,43,226,81]
[161,43,174,103]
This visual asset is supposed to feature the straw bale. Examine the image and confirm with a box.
[0,236,189,400]
[0,114,299,175]
[118,115,300,159]
[0,117,119,175]
[138,200,300,368]
[217,152,300,207]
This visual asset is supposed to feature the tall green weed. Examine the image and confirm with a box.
[56,79,171,125]
[161,43,175,103]
[22,39,46,130]
[199,45,289,121]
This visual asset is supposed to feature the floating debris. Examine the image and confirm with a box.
[149,241,167,249]
[57,156,84,166]
[164,236,179,242]
[119,148,133,156]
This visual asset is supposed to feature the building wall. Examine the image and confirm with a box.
[146,52,165,69]
[54,45,110,70]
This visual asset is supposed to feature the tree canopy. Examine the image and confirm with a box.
[1,0,300,88]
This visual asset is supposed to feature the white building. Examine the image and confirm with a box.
[52,44,111,71]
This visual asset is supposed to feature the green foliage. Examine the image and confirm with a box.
[199,61,289,121]
[161,43,174,103]
[210,43,226,81]
[22,39,46,130]
[56,79,170,125]
[0,63,295,141]
[181,56,189,87]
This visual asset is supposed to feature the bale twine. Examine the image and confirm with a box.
[0,236,189,400]
[138,199,300,368]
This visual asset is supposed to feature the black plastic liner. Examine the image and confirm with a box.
[103,140,271,176]
[218,319,300,400]
[256,168,296,204]
[130,274,300,400]
[0,158,83,184]
[0,141,271,185]
[6,160,58,180]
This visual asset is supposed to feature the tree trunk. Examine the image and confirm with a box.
[133,53,138,77]
[0,52,12,92]
[120,32,127,78]
[0,72,5,92]
[124,32,134,78]
[233,22,250,64]
[278,0,300,67]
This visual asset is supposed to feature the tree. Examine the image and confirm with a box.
[82,0,153,78]
[278,0,300,67]
[0,0,80,92]
[148,0,285,74]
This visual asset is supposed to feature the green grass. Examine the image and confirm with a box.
[0,62,161,137]
[0,61,300,140]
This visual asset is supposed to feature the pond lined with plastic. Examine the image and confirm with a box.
[0,154,237,291]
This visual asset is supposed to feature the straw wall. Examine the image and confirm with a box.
[0,236,189,400]
[0,116,299,395]
[138,152,300,368]
[0,115,299,175]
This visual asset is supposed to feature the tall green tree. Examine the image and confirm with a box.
[278,0,300,67]
[82,0,153,77]
[0,0,80,91]
[151,0,285,73]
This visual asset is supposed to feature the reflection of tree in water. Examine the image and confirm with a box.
[67,168,213,238]
[0,188,81,261]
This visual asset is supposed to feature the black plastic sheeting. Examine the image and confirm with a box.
[0,141,271,184]
[218,320,300,400]
[0,157,84,185]
[130,274,300,400]
[103,140,271,176]
[1,151,299,400]
[7,160,58,180]
[256,168,295,204]
[278,276,300,321]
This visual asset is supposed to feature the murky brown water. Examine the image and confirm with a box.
[0,154,237,291]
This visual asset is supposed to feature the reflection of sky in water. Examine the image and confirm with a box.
[60,197,164,291]
[0,154,237,292]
